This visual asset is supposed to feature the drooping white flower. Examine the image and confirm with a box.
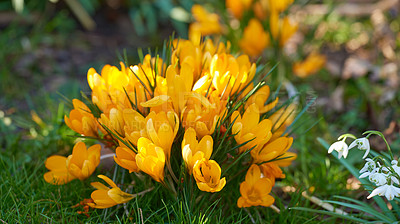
[367,184,400,201]
[392,160,400,176]
[369,172,387,186]
[359,158,378,178]
[328,141,349,159]
[348,137,370,159]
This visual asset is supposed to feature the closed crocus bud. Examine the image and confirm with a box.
[251,136,293,163]
[135,137,166,183]
[64,99,98,137]
[66,142,101,180]
[145,111,179,160]
[182,128,213,174]
[237,164,275,208]
[193,158,226,193]
[88,175,134,209]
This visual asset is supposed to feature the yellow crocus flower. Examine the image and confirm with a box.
[64,99,98,137]
[270,12,298,47]
[88,175,134,209]
[182,128,213,174]
[44,155,76,185]
[181,91,223,138]
[210,53,256,99]
[231,104,273,153]
[237,164,275,208]
[251,136,293,163]
[114,145,139,173]
[239,19,270,57]
[44,142,101,184]
[135,137,166,183]
[99,107,125,136]
[145,111,179,160]
[66,142,101,180]
[193,158,226,193]
[293,52,326,78]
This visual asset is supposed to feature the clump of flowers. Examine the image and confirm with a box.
[44,37,297,215]
[328,131,400,201]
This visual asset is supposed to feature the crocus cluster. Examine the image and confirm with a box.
[44,37,297,210]
[328,131,400,201]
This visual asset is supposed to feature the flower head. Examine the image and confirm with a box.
[359,158,378,179]
[88,175,134,209]
[182,128,213,174]
[348,137,370,159]
[328,140,349,159]
[66,142,101,180]
[44,155,76,185]
[135,137,166,183]
[231,104,273,154]
[193,158,226,192]
[367,184,400,201]
[369,173,387,186]
[44,142,101,184]
[251,136,293,164]
[237,164,275,208]
[114,145,139,173]
[239,19,270,57]
[64,99,98,137]
[145,111,179,160]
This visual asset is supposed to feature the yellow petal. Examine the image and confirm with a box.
[97,175,118,188]
[140,95,170,107]
[45,155,67,171]
[91,181,109,190]
[43,170,76,185]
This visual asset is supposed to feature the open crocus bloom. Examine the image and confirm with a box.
[44,142,101,184]
[88,175,134,209]
[237,164,275,207]
[193,158,226,193]
[66,142,101,180]
[44,155,76,185]
[232,104,273,153]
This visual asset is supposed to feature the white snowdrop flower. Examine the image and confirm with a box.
[328,141,349,159]
[348,137,370,159]
[359,158,378,179]
[369,173,387,186]
[391,160,400,176]
[367,184,400,201]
